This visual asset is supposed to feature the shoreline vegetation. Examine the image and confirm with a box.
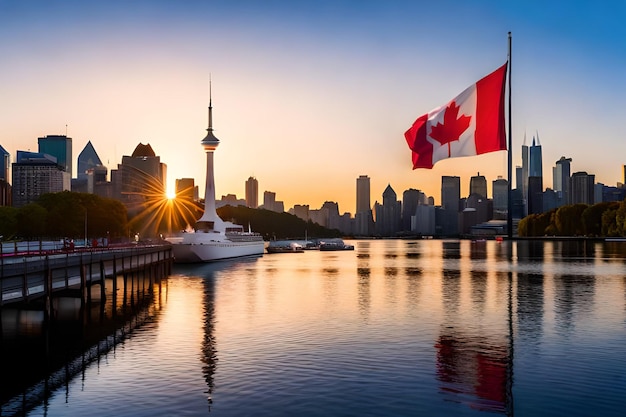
[2,191,626,243]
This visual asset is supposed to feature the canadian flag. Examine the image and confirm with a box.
[404,63,508,169]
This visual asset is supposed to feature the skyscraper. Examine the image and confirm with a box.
[492,176,508,219]
[356,175,371,214]
[529,135,542,178]
[38,134,72,175]
[570,171,595,205]
[355,175,373,236]
[12,151,66,207]
[0,145,10,206]
[469,172,487,199]
[521,140,529,199]
[111,143,166,213]
[554,156,572,206]
[245,176,258,208]
[402,188,424,232]
[77,140,105,180]
[441,176,460,236]
[374,184,401,236]
[527,135,544,215]
[0,144,9,182]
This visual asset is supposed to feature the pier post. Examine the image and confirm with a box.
[80,257,88,308]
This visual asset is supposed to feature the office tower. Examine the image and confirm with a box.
[245,176,258,208]
[77,140,105,180]
[374,184,401,236]
[356,175,371,213]
[0,144,9,182]
[12,151,66,207]
[440,176,460,236]
[492,176,508,219]
[521,140,529,198]
[515,165,523,191]
[111,143,166,213]
[527,135,543,214]
[554,156,572,206]
[570,172,595,205]
[469,172,487,199]
[529,135,542,178]
[402,188,422,232]
[176,178,196,201]
[0,145,10,206]
[355,175,373,236]
[441,176,461,211]
[38,134,72,175]
[527,176,544,215]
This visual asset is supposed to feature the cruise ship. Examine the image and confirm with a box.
[167,92,265,263]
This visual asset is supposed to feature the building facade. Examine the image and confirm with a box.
[570,171,595,205]
[245,176,258,208]
[440,176,460,236]
[355,175,373,236]
[38,135,72,175]
[12,151,67,207]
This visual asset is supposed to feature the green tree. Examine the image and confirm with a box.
[601,206,620,236]
[582,202,618,236]
[554,204,588,236]
[36,191,129,239]
[16,203,47,238]
[0,206,18,239]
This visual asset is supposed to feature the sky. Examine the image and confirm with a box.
[1,0,625,214]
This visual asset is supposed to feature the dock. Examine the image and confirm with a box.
[0,242,173,312]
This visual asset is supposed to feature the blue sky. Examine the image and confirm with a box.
[1,0,625,213]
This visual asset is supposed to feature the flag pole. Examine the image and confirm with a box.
[507,32,513,239]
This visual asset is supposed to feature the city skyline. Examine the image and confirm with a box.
[1,1,625,214]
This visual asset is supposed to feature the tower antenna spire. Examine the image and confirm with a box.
[208,74,213,132]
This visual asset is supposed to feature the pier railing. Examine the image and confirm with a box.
[0,242,173,307]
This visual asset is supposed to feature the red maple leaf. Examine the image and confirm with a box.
[429,101,471,157]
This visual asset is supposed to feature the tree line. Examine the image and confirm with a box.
[0,191,342,241]
[0,191,128,240]
[518,199,626,237]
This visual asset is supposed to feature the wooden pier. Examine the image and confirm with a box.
[0,243,173,313]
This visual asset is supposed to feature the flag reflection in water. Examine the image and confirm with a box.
[435,331,511,414]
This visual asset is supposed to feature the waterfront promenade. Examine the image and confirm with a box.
[0,240,173,308]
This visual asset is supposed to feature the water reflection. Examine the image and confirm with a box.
[437,240,514,416]
[553,274,596,336]
[516,273,544,347]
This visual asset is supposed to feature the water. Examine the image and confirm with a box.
[2,239,625,416]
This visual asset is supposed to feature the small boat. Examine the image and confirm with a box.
[319,238,354,251]
[266,241,305,253]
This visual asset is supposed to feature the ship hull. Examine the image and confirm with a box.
[171,239,265,263]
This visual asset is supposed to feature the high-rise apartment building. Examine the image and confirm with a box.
[12,151,67,207]
[38,134,72,175]
[245,176,258,208]
[469,172,487,199]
